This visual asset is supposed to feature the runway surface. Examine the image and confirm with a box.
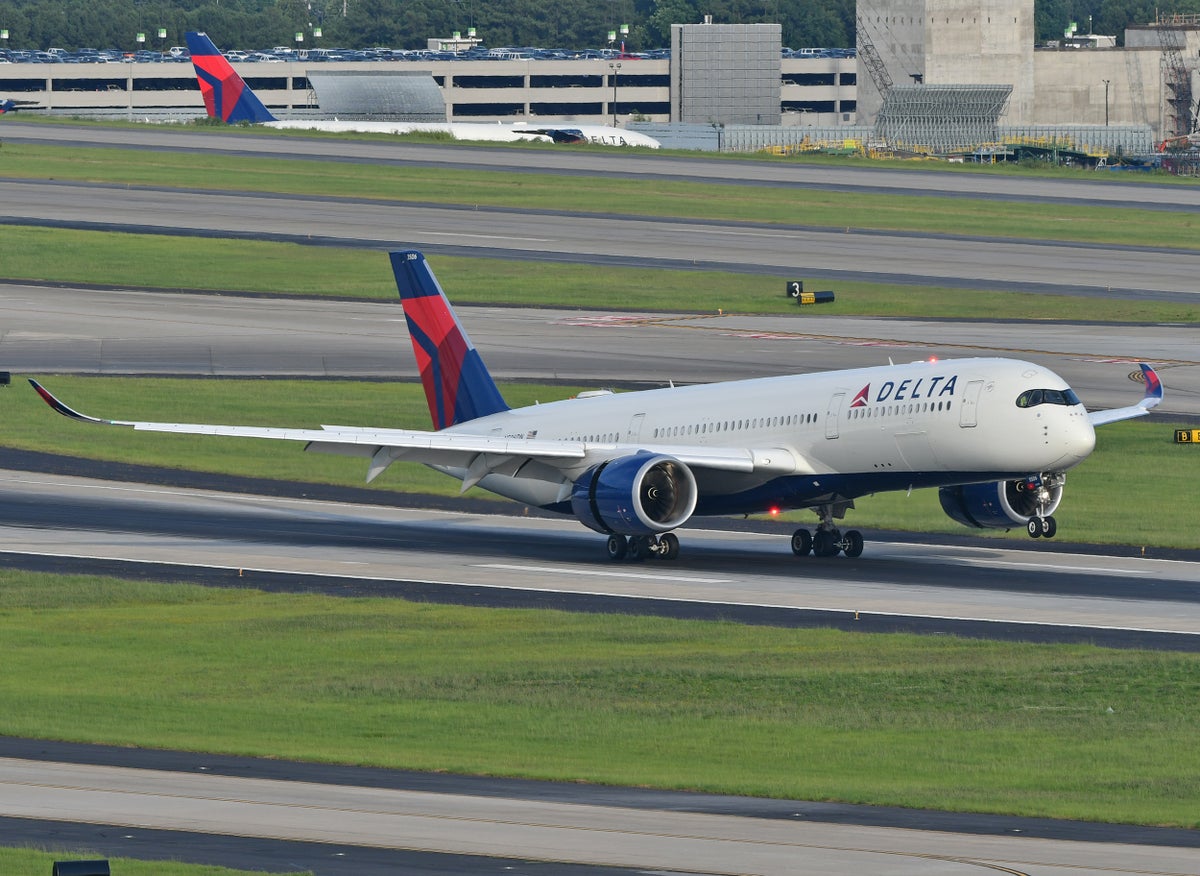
[2,468,1198,646]
[3,283,1197,416]
[6,121,1200,212]
[5,176,1200,299]
[1,753,1198,876]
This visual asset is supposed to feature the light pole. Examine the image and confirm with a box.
[608,61,621,126]
[1102,79,1110,126]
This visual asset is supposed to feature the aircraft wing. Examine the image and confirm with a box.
[1087,363,1163,426]
[29,380,798,485]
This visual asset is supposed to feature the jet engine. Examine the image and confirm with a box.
[571,453,698,536]
[938,475,1064,530]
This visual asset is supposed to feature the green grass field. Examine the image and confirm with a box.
[1,224,1197,322]
[2,571,1199,827]
[5,375,1196,548]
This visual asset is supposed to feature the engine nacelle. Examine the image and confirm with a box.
[939,476,1065,530]
[571,453,698,536]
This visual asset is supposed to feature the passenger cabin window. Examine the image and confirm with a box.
[1016,388,1081,408]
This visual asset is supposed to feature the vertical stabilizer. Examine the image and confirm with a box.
[185,32,277,124]
[390,251,510,430]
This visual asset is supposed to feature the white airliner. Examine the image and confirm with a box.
[186,32,661,149]
[31,251,1162,561]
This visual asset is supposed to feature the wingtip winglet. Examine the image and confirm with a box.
[28,378,111,424]
[1139,363,1163,409]
[29,378,72,418]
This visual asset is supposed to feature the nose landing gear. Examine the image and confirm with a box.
[1017,474,1061,539]
[1026,515,1057,539]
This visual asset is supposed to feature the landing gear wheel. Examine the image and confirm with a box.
[813,529,840,557]
[630,535,653,561]
[1027,518,1042,539]
[659,532,680,560]
[791,528,813,556]
[1041,515,1057,538]
[606,534,628,561]
[843,530,864,558]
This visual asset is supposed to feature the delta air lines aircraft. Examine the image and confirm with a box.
[31,251,1162,561]
[185,32,662,148]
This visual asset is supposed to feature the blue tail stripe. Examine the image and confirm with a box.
[390,250,509,428]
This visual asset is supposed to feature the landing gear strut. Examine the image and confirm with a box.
[605,532,680,562]
[791,504,864,558]
[1018,474,1061,539]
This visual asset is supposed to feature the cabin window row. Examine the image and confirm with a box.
[649,412,819,440]
[847,400,952,420]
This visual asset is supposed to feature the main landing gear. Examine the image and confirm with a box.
[791,526,864,558]
[1026,515,1058,539]
[791,503,864,558]
[606,532,681,562]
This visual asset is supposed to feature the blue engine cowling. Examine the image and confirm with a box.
[570,453,698,536]
[939,478,1064,530]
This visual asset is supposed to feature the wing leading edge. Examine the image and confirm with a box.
[27,379,798,488]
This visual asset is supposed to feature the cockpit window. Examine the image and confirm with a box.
[1016,388,1081,408]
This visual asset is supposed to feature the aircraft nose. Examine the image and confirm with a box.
[1058,417,1096,467]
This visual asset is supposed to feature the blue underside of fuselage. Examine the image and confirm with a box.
[541,469,1019,518]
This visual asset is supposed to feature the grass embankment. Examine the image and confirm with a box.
[4,142,1200,250]
[0,849,298,876]
[4,375,1196,548]
[2,571,1199,827]
[2,224,1198,322]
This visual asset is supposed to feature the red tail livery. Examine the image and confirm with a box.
[186,32,277,124]
[390,251,510,429]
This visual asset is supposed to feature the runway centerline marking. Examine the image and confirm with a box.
[475,563,730,584]
[923,555,1152,577]
[408,231,553,242]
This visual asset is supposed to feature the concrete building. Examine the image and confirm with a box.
[856,0,1199,143]
[857,0,1035,127]
[670,22,782,125]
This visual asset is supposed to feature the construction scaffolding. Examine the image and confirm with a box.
[875,84,1012,154]
[1156,12,1197,139]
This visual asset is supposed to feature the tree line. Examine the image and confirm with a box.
[2,0,1198,54]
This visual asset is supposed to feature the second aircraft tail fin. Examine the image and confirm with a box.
[186,32,277,124]
[390,251,510,430]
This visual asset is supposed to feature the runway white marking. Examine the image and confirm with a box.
[476,562,731,584]
[921,555,1155,577]
[411,231,554,242]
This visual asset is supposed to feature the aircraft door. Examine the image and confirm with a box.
[825,392,845,439]
[627,412,646,442]
[959,380,984,427]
